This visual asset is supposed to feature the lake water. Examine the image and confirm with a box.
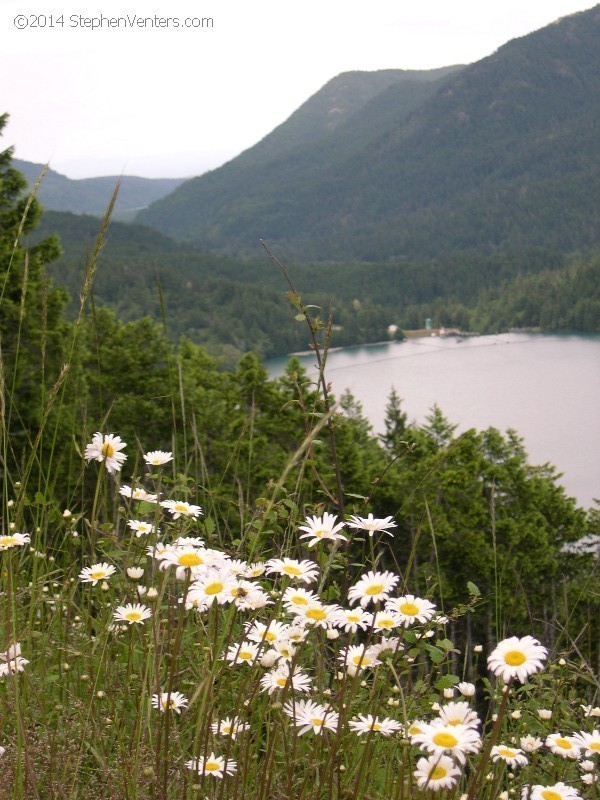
[266,333,600,509]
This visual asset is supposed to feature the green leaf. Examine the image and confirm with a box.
[467,581,481,596]
[425,644,445,663]
[434,674,461,690]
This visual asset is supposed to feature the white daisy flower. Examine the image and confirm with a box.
[223,641,260,666]
[572,729,600,757]
[487,635,548,683]
[282,699,339,735]
[151,691,188,713]
[113,603,151,625]
[127,520,158,538]
[523,782,582,800]
[370,609,403,632]
[411,721,482,764]
[282,586,319,611]
[79,562,117,586]
[84,432,127,473]
[414,754,461,791]
[386,594,437,626]
[520,735,544,752]
[546,733,581,759]
[348,570,399,608]
[346,513,397,537]
[348,714,402,736]
[331,607,371,633]
[185,752,236,778]
[265,557,319,584]
[491,745,528,767]
[160,499,203,519]
[293,601,340,629]
[211,716,251,739]
[246,620,290,645]
[298,512,347,547]
[0,532,31,551]
[143,450,172,466]
[243,561,266,578]
[338,644,381,674]
[187,569,238,607]
[260,665,312,695]
[119,486,158,503]
[0,644,29,677]
[437,701,481,730]
[457,681,476,697]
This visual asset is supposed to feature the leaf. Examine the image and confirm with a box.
[295,314,305,322]
[434,674,460,690]
[425,644,445,663]
[467,581,481,596]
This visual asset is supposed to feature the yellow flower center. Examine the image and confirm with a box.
[205,582,224,595]
[314,529,326,538]
[372,722,381,731]
[276,677,287,687]
[433,732,458,748]
[126,612,142,621]
[311,717,323,727]
[348,613,361,622]
[90,571,105,580]
[430,766,447,780]
[399,602,419,616]
[376,617,395,628]
[238,650,253,660]
[290,594,308,605]
[351,654,372,666]
[498,747,516,758]
[590,742,600,751]
[265,631,277,641]
[178,553,203,567]
[365,583,384,595]
[448,719,462,726]
[101,442,115,458]
[204,761,220,772]
[283,565,302,576]
[556,738,572,749]
[306,608,327,621]
[408,724,423,735]
[541,792,562,800]
[504,650,526,666]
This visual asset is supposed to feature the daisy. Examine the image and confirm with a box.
[546,733,581,759]
[437,701,480,730]
[386,594,437,626]
[369,636,403,659]
[266,558,319,584]
[491,745,528,767]
[348,570,399,608]
[0,644,29,677]
[414,754,461,791]
[349,714,402,736]
[187,569,238,607]
[283,698,339,735]
[346,513,397,537]
[113,603,151,625]
[572,729,600,756]
[411,721,482,764]
[487,636,548,683]
[160,499,203,519]
[293,601,340,629]
[185,752,236,778]
[119,485,158,502]
[457,682,476,697]
[338,644,381,674]
[282,586,319,611]
[127,520,158,537]
[0,532,30,550]
[331,607,371,633]
[151,691,188,713]
[370,609,403,632]
[260,665,312,695]
[143,450,172,466]
[246,620,290,645]
[228,580,271,611]
[84,432,127,473]
[224,641,260,666]
[160,546,224,578]
[524,782,582,800]
[521,735,544,752]
[211,716,251,739]
[79,562,117,586]
[581,705,600,718]
[243,561,266,578]
[298,512,347,548]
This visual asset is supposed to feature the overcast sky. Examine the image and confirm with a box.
[1,0,596,178]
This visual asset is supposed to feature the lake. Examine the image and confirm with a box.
[266,333,600,509]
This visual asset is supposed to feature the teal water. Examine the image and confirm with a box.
[266,333,600,508]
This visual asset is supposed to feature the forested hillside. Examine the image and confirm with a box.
[137,6,600,261]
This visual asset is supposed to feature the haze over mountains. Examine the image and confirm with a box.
[136,5,600,261]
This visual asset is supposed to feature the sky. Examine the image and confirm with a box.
[1,0,596,179]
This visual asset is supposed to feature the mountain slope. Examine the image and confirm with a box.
[15,159,185,217]
[137,6,600,260]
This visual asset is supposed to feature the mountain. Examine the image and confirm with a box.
[136,6,600,261]
[14,159,185,218]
